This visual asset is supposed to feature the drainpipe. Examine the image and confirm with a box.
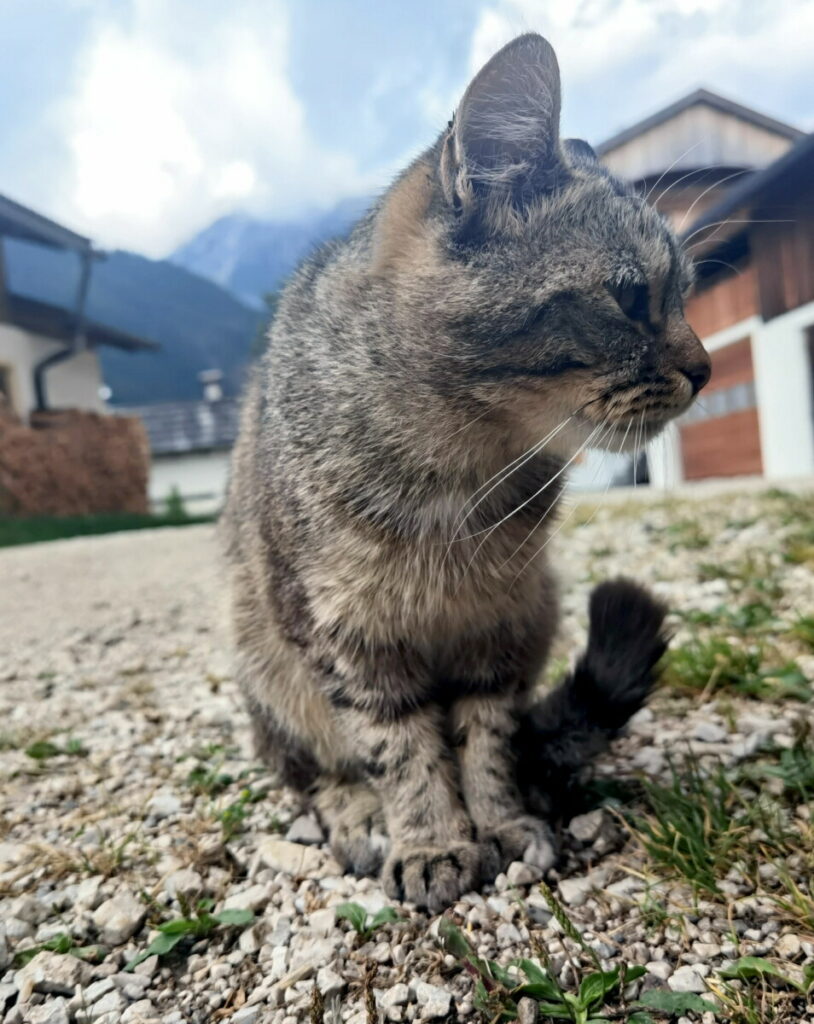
[33,247,95,412]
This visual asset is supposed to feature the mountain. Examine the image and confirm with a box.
[4,239,264,406]
[171,196,370,307]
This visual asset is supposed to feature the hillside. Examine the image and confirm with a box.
[4,239,264,405]
[171,196,369,307]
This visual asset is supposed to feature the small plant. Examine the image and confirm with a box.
[335,901,400,941]
[185,762,234,797]
[125,900,254,970]
[217,785,266,841]
[165,486,188,522]
[664,518,709,551]
[663,638,811,702]
[632,753,758,894]
[636,990,717,1017]
[440,916,645,1023]
[25,737,88,760]
[14,933,106,967]
[790,614,814,650]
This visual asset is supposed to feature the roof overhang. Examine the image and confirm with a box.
[5,293,159,352]
[0,193,92,253]
[681,131,814,256]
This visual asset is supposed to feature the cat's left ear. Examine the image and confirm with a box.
[440,33,566,215]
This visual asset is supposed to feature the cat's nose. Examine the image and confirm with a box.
[681,357,711,395]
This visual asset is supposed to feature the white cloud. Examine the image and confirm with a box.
[58,0,378,256]
[470,0,814,138]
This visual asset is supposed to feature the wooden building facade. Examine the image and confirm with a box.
[599,91,814,484]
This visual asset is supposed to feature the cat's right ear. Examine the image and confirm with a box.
[440,33,566,217]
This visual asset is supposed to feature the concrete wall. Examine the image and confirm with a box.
[0,323,105,418]
[149,450,231,516]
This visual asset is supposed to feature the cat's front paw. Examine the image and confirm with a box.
[479,815,557,880]
[382,842,480,913]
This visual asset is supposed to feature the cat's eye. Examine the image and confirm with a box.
[606,279,650,324]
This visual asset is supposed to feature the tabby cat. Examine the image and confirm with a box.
[222,33,709,911]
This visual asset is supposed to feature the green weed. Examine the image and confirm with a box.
[13,933,106,967]
[334,902,400,941]
[125,900,254,971]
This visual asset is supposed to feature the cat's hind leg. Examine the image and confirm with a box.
[313,779,389,876]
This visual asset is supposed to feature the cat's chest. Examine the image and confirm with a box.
[306,506,554,645]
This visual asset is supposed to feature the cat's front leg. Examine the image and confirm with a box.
[341,704,480,911]
[452,693,557,879]
[317,643,480,911]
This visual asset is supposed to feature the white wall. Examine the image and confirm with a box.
[0,324,105,417]
[751,300,814,479]
[149,450,231,516]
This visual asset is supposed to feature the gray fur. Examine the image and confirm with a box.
[222,33,708,911]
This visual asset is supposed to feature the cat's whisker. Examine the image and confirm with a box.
[693,258,744,277]
[651,160,726,213]
[440,406,493,442]
[643,141,703,204]
[453,424,604,593]
[448,414,574,537]
[498,421,618,572]
[509,423,619,586]
[677,168,751,231]
[457,424,603,543]
[682,217,794,250]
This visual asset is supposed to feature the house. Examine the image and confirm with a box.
[0,194,159,517]
[118,373,240,515]
[0,193,157,418]
[593,90,813,487]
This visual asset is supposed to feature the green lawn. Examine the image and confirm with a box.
[0,511,215,548]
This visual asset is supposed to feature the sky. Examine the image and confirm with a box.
[2,0,813,258]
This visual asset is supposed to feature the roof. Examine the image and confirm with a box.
[596,88,803,157]
[0,192,91,252]
[5,293,158,352]
[119,398,241,455]
[682,130,814,243]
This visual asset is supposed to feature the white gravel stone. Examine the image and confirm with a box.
[414,981,452,1019]
[285,815,325,845]
[16,951,93,1000]
[568,809,606,842]
[775,933,801,957]
[147,790,182,818]
[668,964,710,993]
[164,868,203,898]
[92,891,146,945]
[317,965,346,997]
[257,838,324,876]
[381,983,410,1008]
[223,883,271,913]
[231,1007,263,1024]
[506,861,543,886]
[646,961,673,981]
[26,998,71,1024]
[692,722,727,743]
[558,868,609,907]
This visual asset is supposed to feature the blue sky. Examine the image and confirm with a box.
[2,0,813,257]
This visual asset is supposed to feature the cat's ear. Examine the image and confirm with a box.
[562,138,598,165]
[440,33,565,215]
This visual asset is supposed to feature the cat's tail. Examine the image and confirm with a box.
[516,578,669,819]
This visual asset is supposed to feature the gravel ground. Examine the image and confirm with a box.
[1,485,813,1024]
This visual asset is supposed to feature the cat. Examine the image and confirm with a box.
[222,32,709,912]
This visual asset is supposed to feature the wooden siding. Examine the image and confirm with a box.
[682,408,763,479]
[704,336,754,392]
[679,337,762,479]
[685,264,758,337]
[753,178,814,319]
[601,105,793,182]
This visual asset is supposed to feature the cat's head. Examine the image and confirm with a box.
[372,33,710,456]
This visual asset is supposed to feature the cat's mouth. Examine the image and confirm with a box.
[577,372,700,450]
